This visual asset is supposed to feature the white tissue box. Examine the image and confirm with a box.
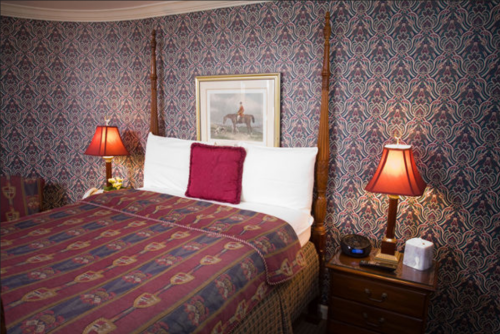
[403,238,433,271]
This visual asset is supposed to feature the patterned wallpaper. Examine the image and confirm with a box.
[1,1,499,333]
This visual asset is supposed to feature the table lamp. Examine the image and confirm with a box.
[85,121,129,187]
[365,141,427,264]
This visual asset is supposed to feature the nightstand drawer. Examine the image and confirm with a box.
[331,272,427,318]
[331,297,424,334]
[328,319,377,334]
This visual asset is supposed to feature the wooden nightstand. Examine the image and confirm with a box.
[326,250,438,334]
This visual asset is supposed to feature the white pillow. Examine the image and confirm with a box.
[240,143,318,212]
[143,133,195,193]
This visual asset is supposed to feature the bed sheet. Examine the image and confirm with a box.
[140,186,313,247]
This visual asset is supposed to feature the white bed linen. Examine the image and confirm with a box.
[140,186,313,247]
[239,142,318,212]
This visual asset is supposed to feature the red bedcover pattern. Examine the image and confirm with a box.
[0,189,305,333]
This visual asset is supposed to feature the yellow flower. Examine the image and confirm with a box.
[107,176,125,190]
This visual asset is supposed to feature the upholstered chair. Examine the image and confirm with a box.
[0,175,44,222]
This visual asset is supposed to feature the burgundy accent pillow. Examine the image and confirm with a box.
[185,143,246,204]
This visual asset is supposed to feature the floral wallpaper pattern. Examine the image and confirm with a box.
[1,1,499,333]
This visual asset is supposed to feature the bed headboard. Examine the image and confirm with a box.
[148,12,331,271]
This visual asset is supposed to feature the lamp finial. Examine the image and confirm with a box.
[394,131,400,145]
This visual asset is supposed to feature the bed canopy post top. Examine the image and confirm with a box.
[150,29,159,136]
[322,12,331,77]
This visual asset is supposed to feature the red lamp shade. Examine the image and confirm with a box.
[365,144,427,264]
[84,126,129,157]
[85,126,129,188]
[365,144,426,197]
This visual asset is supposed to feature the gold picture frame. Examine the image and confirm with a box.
[195,73,281,147]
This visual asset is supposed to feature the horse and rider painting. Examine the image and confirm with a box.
[196,73,280,147]
[222,102,255,135]
[209,93,264,142]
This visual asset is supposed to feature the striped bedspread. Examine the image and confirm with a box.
[1,189,305,333]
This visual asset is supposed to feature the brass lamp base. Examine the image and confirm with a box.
[374,248,401,265]
[375,236,401,265]
[103,156,114,187]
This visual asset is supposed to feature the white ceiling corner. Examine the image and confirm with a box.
[0,1,270,22]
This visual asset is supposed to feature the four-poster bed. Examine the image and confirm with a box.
[0,12,331,334]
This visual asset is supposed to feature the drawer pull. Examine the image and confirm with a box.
[364,288,388,302]
[363,312,385,327]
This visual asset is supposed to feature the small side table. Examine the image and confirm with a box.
[326,250,438,334]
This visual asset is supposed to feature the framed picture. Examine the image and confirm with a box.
[196,73,280,147]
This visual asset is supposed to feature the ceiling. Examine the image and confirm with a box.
[1,1,267,22]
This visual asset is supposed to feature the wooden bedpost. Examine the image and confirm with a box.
[312,11,331,293]
[150,30,159,135]
[1,297,6,334]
